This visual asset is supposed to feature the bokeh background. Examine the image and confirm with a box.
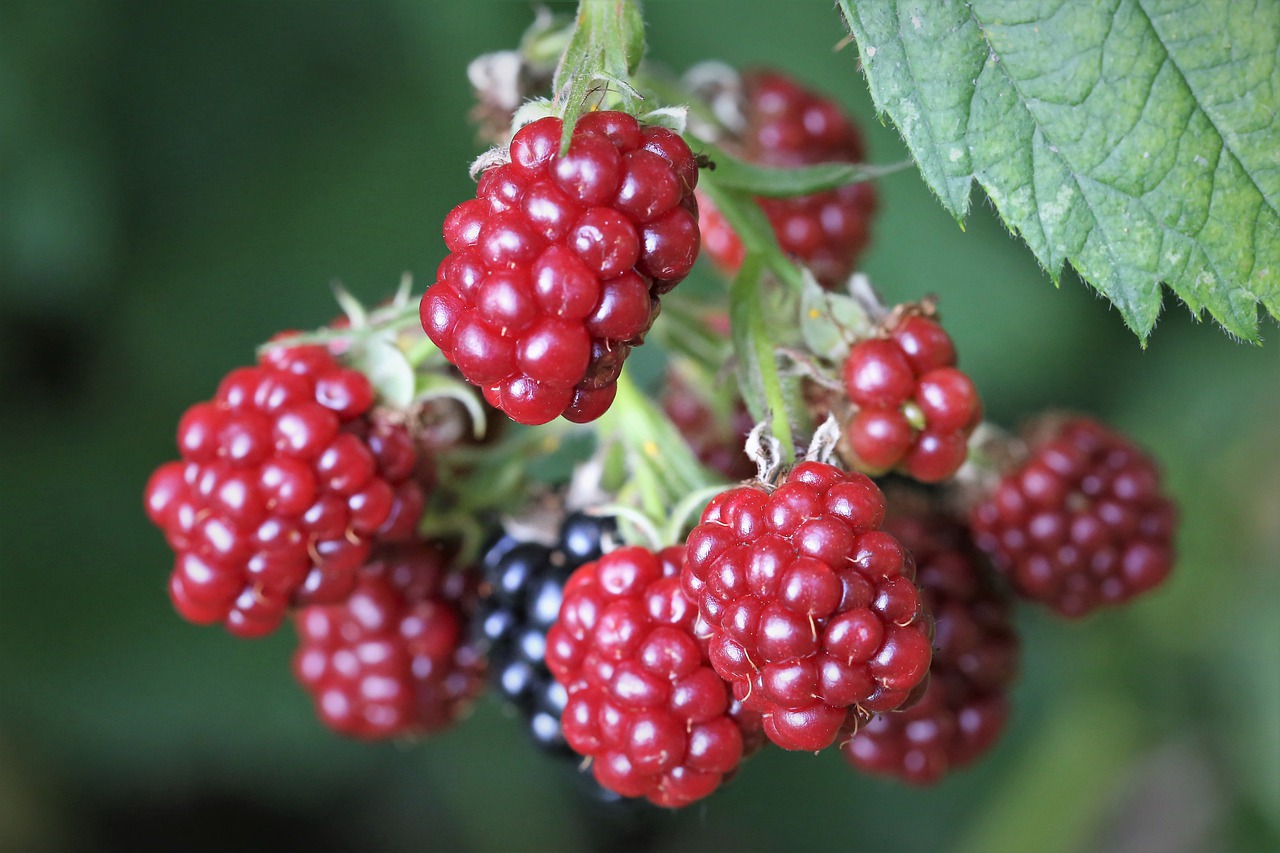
[2,1,1278,851]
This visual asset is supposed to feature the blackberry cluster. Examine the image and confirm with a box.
[683,461,933,752]
[698,69,878,288]
[970,417,1177,618]
[293,538,484,739]
[144,343,428,637]
[422,112,701,425]
[842,503,1019,784]
[476,511,617,755]
[139,30,1188,816]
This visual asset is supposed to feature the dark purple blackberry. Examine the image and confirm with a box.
[477,511,617,756]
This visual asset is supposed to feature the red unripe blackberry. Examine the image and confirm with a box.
[144,343,429,637]
[969,417,1177,618]
[840,315,980,483]
[423,112,700,425]
[696,69,877,288]
[293,539,483,739]
[842,505,1018,784]
[546,545,761,808]
[682,462,932,752]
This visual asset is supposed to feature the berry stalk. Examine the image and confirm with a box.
[552,0,646,145]
[593,367,727,545]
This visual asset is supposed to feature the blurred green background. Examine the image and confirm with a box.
[2,1,1278,851]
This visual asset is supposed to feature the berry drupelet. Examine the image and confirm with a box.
[683,461,933,752]
[293,538,484,739]
[842,504,1019,784]
[969,417,1177,618]
[422,112,701,425]
[144,343,428,638]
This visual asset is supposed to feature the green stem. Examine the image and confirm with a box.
[695,178,805,294]
[552,0,646,148]
[595,367,726,545]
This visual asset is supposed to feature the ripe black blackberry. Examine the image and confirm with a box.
[476,511,618,756]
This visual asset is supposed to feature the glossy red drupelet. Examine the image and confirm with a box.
[842,507,1019,784]
[293,539,484,739]
[682,462,933,752]
[421,112,701,425]
[546,545,760,808]
[842,314,981,483]
[969,417,1177,618]
[144,343,428,638]
[697,70,878,288]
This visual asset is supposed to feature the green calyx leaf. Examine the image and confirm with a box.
[839,0,1280,342]
[693,136,910,197]
[413,373,488,441]
[259,275,434,409]
[553,0,646,150]
[349,338,415,410]
[799,269,877,359]
[519,8,574,67]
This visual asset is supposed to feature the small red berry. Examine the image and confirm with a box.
[969,417,1177,617]
[546,545,762,807]
[683,462,932,752]
[144,343,430,637]
[423,112,700,425]
[839,314,980,483]
[293,539,484,739]
[842,503,1019,785]
[696,70,878,288]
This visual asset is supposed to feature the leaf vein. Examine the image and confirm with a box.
[1134,0,1280,219]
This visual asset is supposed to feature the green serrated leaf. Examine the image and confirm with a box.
[729,253,794,459]
[350,339,415,409]
[839,0,1280,341]
[694,136,908,197]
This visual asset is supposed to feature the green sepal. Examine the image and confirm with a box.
[348,337,415,410]
[799,269,876,359]
[413,372,488,441]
